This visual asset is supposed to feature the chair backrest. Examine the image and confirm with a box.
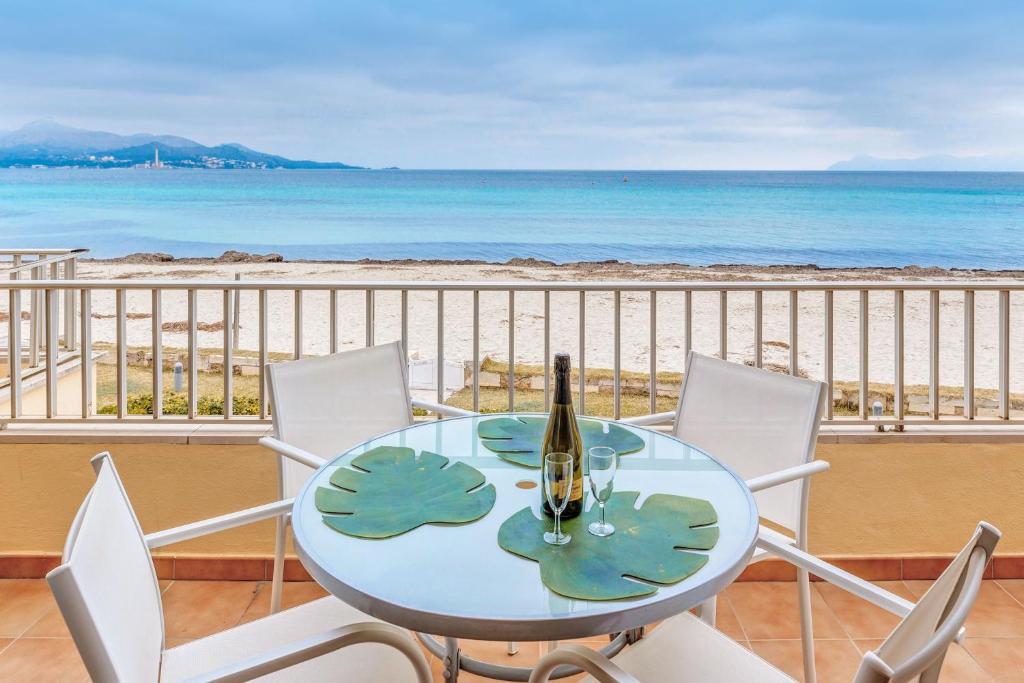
[46,452,164,683]
[673,352,826,537]
[854,522,1000,683]
[266,341,415,497]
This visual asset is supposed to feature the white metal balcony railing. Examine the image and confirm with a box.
[2,249,86,370]
[0,259,1022,428]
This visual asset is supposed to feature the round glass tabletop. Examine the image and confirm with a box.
[291,414,758,642]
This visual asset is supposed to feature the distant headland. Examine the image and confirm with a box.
[0,120,364,169]
[828,153,1024,172]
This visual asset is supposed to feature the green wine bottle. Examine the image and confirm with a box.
[541,352,583,519]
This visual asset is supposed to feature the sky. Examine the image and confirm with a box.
[0,1,1022,169]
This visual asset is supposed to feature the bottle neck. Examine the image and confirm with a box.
[553,370,572,405]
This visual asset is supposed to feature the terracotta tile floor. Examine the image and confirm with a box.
[2,578,1023,682]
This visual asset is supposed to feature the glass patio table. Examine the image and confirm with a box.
[291,413,758,681]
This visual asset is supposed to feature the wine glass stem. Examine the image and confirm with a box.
[599,501,606,525]
[555,512,562,539]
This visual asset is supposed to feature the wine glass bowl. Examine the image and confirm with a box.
[543,452,573,546]
[587,446,617,537]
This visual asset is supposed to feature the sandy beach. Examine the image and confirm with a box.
[59,255,1024,395]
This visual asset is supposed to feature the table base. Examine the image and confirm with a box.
[416,630,639,681]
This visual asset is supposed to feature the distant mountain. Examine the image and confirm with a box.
[828,153,1024,172]
[0,120,363,169]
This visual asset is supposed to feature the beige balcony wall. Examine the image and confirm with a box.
[0,443,279,557]
[0,438,1021,559]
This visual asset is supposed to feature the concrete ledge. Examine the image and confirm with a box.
[5,420,1024,445]
[0,421,271,445]
[819,424,1024,444]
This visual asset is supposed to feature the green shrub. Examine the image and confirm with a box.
[98,392,261,416]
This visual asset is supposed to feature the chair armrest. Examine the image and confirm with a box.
[619,411,675,427]
[184,621,432,683]
[756,532,914,619]
[528,644,639,683]
[259,436,327,469]
[745,460,830,493]
[144,498,294,549]
[411,398,477,417]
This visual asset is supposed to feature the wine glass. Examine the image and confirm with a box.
[543,452,573,546]
[587,446,617,537]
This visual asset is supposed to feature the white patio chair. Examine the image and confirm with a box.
[259,341,474,613]
[622,351,829,682]
[46,451,432,682]
[529,522,1000,683]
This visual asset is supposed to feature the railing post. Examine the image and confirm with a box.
[294,290,303,359]
[116,289,128,419]
[49,262,59,352]
[859,290,869,420]
[365,289,374,347]
[999,290,1010,420]
[894,290,905,427]
[223,289,234,419]
[152,290,162,418]
[614,290,621,420]
[824,290,834,420]
[258,289,268,419]
[787,290,798,375]
[80,289,92,419]
[543,290,551,412]
[330,289,339,355]
[7,285,21,418]
[64,258,77,350]
[649,290,657,414]
[187,289,198,419]
[472,290,480,412]
[929,290,940,420]
[719,291,728,361]
[438,289,446,411]
[29,264,40,368]
[507,290,515,412]
[232,273,241,352]
[401,290,409,359]
[45,289,57,418]
[754,290,763,369]
[44,286,58,417]
[684,290,692,357]
[964,290,975,420]
[578,291,586,416]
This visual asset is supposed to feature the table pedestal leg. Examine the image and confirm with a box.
[417,632,631,681]
[444,636,461,682]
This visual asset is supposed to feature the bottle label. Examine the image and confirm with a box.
[570,469,583,501]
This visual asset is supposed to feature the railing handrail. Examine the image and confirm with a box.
[0,248,88,256]
[3,278,1024,292]
[4,253,87,276]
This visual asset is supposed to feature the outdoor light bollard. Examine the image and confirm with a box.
[174,361,184,392]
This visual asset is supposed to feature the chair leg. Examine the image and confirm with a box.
[506,641,519,656]
[797,567,817,683]
[696,595,717,626]
[270,513,288,614]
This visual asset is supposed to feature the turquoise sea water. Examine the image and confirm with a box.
[0,169,1022,268]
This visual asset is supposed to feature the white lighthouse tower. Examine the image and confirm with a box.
[153,145,162,169]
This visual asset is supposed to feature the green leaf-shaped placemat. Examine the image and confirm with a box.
[478,416,645,468]
[498,491,718,600]
[315,446,496,539]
